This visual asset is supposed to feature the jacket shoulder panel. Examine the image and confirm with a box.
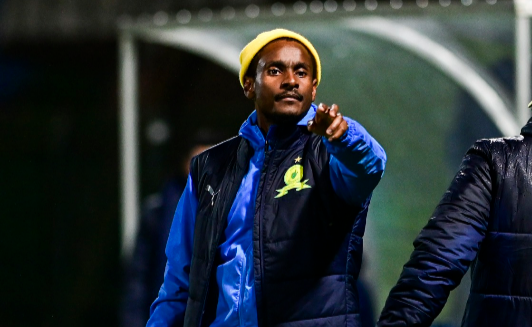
[471,135,526,158]
[190,136,242,193]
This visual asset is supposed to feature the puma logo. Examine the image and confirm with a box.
[206,185,219,206]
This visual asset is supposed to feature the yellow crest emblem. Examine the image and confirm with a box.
[274,164,311,198]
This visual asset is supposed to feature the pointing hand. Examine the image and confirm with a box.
[307,103,348,142]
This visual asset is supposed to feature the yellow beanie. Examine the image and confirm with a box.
[239,28,321,88]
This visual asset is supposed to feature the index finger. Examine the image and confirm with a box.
[328,104,339,118]
[315,103,330,123]
[317,103,329,114]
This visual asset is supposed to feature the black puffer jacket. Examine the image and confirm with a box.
[378,118,532,327]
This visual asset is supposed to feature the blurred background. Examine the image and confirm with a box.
[1,0,528,326]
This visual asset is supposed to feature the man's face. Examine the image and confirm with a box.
[244,39,317,130]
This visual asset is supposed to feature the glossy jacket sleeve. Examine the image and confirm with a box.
[324,116,387,206]
[147,174,198,327]
[377,142,492,326]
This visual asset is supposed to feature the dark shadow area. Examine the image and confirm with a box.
[1,40,120,327]
[0,39,251,327]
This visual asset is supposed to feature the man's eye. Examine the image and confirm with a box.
[269,68,281,75]
[296,71,307,77]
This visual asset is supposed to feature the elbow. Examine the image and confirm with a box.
[368,151,386,179]
[375,146,387,175]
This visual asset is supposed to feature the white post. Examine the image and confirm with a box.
[516,0,532,126]
[119,31,140,261]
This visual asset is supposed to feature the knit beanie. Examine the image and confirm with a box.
[239,28,321,87]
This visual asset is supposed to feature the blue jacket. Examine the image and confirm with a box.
[149,105,386,326]
[378,119,532,327]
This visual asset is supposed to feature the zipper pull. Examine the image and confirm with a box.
[206,185,219,206]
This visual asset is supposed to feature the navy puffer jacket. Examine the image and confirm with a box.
[186,127,378,327]
[378,118,532,327]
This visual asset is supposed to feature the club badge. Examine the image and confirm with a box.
[275,157,311,198]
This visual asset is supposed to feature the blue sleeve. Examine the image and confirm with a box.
[324,117,386,206]
[147,174,198,327]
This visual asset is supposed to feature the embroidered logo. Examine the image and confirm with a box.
[274,163,311,198]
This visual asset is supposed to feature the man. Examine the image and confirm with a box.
[148,28,386,327]
[377,107,532,326]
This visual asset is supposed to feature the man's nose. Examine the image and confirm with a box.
[281,71,298,89]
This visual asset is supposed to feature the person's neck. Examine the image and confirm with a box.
[255,113,269,135]
[256,111,308,136]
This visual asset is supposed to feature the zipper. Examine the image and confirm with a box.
[258,137,274,325]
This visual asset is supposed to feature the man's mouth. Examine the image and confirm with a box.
[275,92,303,102]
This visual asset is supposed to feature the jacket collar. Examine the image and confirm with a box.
[239,103,317,150]
[521,117,532,136]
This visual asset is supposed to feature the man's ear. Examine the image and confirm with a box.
[311,78,317,102]
[243,76,255,100]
